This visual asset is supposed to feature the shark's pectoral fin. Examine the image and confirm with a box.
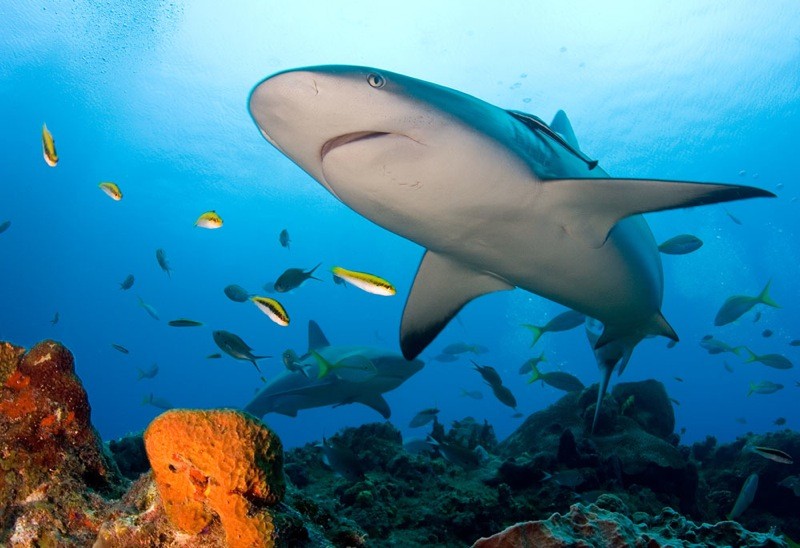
[542,178,775,248]
[401,251,513,359]
[275,408,298,418]
[356,393,391,418]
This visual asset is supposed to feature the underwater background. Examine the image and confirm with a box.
[1,0,798,457]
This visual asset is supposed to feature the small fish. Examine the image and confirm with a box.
[774,417,787,426]
[433,353,459,363]
[472,361,503,387]
[42,123,58,167]
[279,228,290,249]
[0,220,10,234]
[521,309,585,347]
[321,437,365,482]
[137,297,160,321]
[779,476,800,498]
[274,263,322,293]
[674,376,684,382]
[670,398,680,406]
[742,348,793,370]
[459,389,483,400]
[119,274,135,290]
[715,281,779,326]
[112,344,129,354]
[545,469,586,489]
[50,312,59,326]
[735,417,747,425]
[700,336,743,356]
[749,446,794,465]
[137,363,159,380]
[98,181,122,201]
[527,363,585,393]
[331,266,396,296]
[168,319,203,327]
[724,362,734,373]
[195,210,223,229]
[490,383,517,410]
[789,340,800,347]
[427,437,481,470]
[657,234,703,255]
[727,474,758,520]
[409,407,440,428]
[212,330,270,372]
[680,427,686,435]
[762,329,773,338]
[666,340,677,349]
[620,395,635,415]
[261,281,277,294]
[281,349,308,375]
[250,296,290,327]
[142,393,173,410]
[224,284,251,302]
[724,208,743,225]
[747,381,784,396]
[442,342,488,356]
[518,352,547,374]
[403,437,437,455]
[753,311,762,323]
[206,353,222,359]
[155,248,172,278]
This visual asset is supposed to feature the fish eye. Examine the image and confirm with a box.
[367,73,385,88]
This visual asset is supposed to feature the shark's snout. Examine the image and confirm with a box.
[249,71,319,137]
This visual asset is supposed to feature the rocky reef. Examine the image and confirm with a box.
[1,338,796,547]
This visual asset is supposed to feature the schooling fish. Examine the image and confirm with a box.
[657,234,703,255]
[155,248,172,278]
[212,330,270,372]
[320,437,365,482]
[42,123,58,166]
[274,263,322,292]
[433,353,459,363]
[224,284,251,303]
[521,309,585,347]
[471,361,503,387]
[427,437,482,470]
[724,362,734,373]
[206,353,222,359]
[762,329,773,338]
[700,336,742,356]
[459,389,483,400]
[527,363,585,393]
[111,343,129,354]
[279,228,290,249]
[518,352,547,375]
[98,181,123,201]
[742,348,793,370]
[728,474,758,520]
[250,296,290,326]
[774,417,787,426]
[137,363,159,380]
[442,342,488,356]
[749,446,793,465]
[137,297,160,321]
[715,281,779,326]
[195,210,223,229]
[50,312,59,326]
[167,318,204,327]
[409,407,439,428]
[748,381,784,396]
[142,393,173,410]
[791,340,800,347]
[724,208,743,225]
[331,266,396,296]
[119,274,135,290]
[402,436,437,455]
[490,383,517,410]
[0,220,11,234]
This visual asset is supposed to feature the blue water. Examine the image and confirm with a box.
[1,1,798,450]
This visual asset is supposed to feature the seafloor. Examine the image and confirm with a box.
[1,339,797,547]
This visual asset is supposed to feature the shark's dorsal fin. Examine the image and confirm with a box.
[540,178,775,249]
[550,110,580,151]
[400,251,513,360]
[308,320,331,352]
[356,393,391,418]
[508,110,598,169]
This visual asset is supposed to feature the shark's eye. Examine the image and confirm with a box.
[367,73,385,88]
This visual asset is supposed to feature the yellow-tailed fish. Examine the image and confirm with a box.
[250,296,290,326]
[331,266,396,296]
[98,181,123,201]
[42,123,58,167]
[195,210,223,229]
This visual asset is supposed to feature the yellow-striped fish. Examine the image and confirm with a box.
[250,296,290,326]
[331,266,396,296]
[195,210,223,229]
[98,182,123,201]
[42,123,58,167]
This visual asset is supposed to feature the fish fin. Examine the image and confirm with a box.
[521,324,544,347]
[550,110,580,151]
[356,393,391,419]
[526,363,542,384]
[539,178,775,249]
[311,351,331,379]
[400,251,513,360]
[308,320,331,352]
[308,263,322,280]
[757,280,780,308]
[591,363,616,434]
[747,383,755,397]
[275,409,298,418]
[647,311,679,341]
[741,347,757,363]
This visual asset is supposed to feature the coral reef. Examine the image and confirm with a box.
[472,495,786,547]
[0,340,126,546]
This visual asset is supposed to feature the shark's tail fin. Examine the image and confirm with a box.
[757,280,779,308]
[521,324,544,347]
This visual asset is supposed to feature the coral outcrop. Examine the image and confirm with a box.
[0,340,126,546]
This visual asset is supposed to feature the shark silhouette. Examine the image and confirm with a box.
[248,66,774,416]
[244,320,424,418]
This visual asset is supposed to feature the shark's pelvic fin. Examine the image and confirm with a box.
[356,393,391,418]
[596,312,677,350]
[541,178,776,249]
[308,320,331,352]
[550,110,580,151]
[400,251,513,360]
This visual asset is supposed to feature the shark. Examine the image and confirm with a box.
[248,66,774,419]
[243,320,424,418]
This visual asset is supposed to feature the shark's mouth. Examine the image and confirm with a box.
[321,131,391,159]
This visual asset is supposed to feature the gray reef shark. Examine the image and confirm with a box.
[244,320,424,418]
[248,66,774,423]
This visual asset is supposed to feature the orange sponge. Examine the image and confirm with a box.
[144,409,284,547]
